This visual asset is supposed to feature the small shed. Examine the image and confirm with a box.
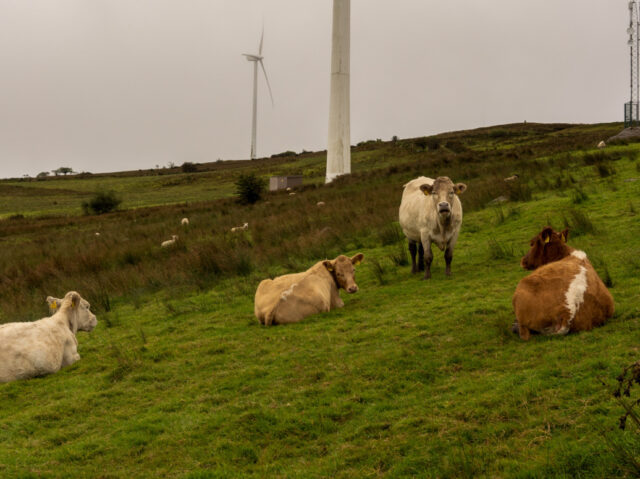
[269,175,303,191]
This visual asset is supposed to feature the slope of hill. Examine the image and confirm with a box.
[0,122,639,478]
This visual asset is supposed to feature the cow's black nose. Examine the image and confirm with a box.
[438,202,450,211]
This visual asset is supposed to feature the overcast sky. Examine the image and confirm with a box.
[0,1,629,179]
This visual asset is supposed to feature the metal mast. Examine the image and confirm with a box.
[626,1,639,126]
[326,0,351,183]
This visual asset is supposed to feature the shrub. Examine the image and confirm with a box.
[235,173,266,204]
[82,191,122,215]
[270,151,296,158]
[181,162,198,173]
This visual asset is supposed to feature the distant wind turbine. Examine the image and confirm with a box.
[243,28,274,160]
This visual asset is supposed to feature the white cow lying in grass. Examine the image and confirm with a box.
[0,291,97,383]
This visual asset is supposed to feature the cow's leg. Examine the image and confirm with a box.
[408,240,418,274]
[518,324,531,341]
[444,246,453,276]
[422,239,433,280]
[418,243,425,271]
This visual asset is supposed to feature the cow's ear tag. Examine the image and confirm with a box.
[423,190,430,196]
[353,259,361,266]
[544,236,550,244]
[51,301,57,310]
[323,260,334,272]
[561,233,566,242]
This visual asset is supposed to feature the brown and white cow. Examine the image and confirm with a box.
[399,176,467,279]
[512,227,614,340]
[254,253,364,325]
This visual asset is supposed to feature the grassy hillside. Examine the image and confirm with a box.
[1,122,640,477]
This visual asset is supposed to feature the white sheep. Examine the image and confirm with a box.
[504,174,519,182]
[181,217,190,226]
[316,201,325,207]
[161,235,179,248]
[597,140,606,149]
[231,223,249,233]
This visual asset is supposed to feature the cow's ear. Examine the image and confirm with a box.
[351,253,364,266]
[66,291,81,309]
[46,296,59,312]
[455,183,467,195]
[323,260,334,272]
[561,228,569,242]
[419,184,434,196]
[541,227,554,244]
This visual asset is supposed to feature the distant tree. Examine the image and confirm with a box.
[53,167,74,176]
[391,135,399,142]
[181,162,198,173]
[167,162,176,169]
[82,191,122,215]
[36,171,50,179]
[235,173,266,204]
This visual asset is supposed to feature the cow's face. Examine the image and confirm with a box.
[419,177,467,218]
[520,227,571,270]
[63,291,98,332]
[323,253,364,293]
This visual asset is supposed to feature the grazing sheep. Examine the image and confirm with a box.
[504,174,519,182]
[161,235,179,248]
[316,201,325,207]
[181,217,190,226]
[597,140,606,149]
[289,192,296,196]
[94,232,101,237]
[0,291,97,383]
[231,223,249,233]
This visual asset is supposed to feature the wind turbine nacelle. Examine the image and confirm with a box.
[243,54,263,62]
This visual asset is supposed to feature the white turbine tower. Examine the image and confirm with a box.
[326,0,350,183]
[243,29,274,160]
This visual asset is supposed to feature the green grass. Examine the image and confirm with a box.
[1,122,639,477]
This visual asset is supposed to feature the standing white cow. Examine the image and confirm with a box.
[0,291,97,383]
[399,176,467,279]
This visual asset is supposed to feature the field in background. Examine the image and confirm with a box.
[1,122,639,477]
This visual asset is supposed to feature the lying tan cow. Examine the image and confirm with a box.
[512,227,614,340]
[255,253,364,325]
[0,291,97,383]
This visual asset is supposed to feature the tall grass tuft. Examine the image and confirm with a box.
[595,163,616,178]
[563,208,596,236]
[487,239,516,260]
[571,186,589,204]
[389,241,408,267]
[378,222,403,246]
[369,258,387,286]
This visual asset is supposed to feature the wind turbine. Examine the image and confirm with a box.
[243,29,274,160]
[326,0,350,183]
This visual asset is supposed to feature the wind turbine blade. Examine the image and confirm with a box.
[259,27,264,55]
[259,60,274,106]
